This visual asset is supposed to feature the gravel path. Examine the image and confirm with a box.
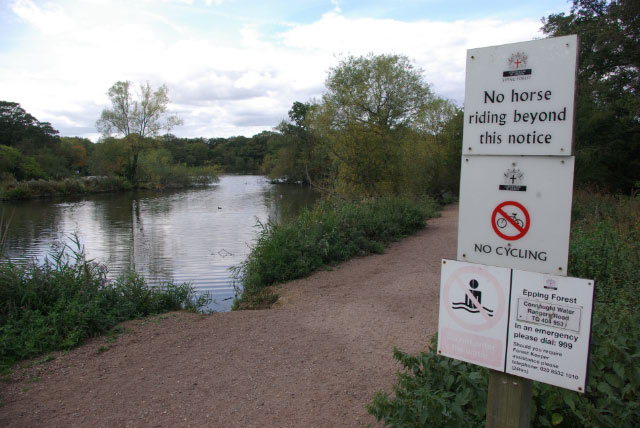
[0,204,458,428]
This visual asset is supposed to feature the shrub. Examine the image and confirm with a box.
[233,196,440,309]
[368,339,488,428]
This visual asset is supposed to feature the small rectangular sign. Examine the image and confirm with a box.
[438,260,594,392]
[462,35,578,156]
[438,259,511,371]
[516,298,581,332]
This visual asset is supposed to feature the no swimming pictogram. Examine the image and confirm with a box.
[491,201,530,241]
[443,264,507,332]
[438,260,512,370]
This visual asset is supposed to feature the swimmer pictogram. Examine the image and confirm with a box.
[451,278,494,317]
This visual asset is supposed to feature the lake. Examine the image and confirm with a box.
[0,175,317,312]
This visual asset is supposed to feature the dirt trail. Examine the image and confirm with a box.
[1,204,458,428]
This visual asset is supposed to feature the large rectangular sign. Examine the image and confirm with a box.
[462,35,578,156]
[457,155,575,275]
[438,259,594,392]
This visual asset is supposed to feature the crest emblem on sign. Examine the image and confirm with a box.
[503,52,532,79]
[503,168,524,185]
[508,52,528,70]
[499,167,527,191]
[544,278,558,290]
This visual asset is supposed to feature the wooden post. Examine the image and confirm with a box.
[486,371,532,428]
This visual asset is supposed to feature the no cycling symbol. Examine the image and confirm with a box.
[491,201,530,241]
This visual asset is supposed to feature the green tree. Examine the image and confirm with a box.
[261,101,328,184]
[398,110,463,199]
[542,0,639,193]
[310,53,435,197]
[416,98,459,142]
[0,101,59,150]
[60,137,93,175]
[0,101,82,180]
[96,81,183,182]
[88,138,130,177]
[0,145,46,181]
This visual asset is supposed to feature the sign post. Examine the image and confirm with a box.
[437,34,584,428]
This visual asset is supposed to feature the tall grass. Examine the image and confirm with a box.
[232,196,441,309]
[0,237,208,370]
[368,191,640,427]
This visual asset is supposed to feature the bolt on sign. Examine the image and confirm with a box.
[438,259,595,392]
[462,35,578,156]
[457,156,575,275]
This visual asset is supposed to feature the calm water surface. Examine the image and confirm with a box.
[1,175,317,312]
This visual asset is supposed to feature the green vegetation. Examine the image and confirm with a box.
[263,54,462,200]
[0,82,219,200]
[96,81,184,183]
[1,60,462,201]
[367,191,640,427]
[542,0,639,193]
[0,237,208,370]
[0,176,132,200]
[232,196,441,309]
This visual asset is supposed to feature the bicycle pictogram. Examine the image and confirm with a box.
[496,212,524,229]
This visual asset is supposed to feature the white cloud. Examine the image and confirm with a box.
[330,0,341,14]
[2,2,545,140]
[279,13,542,102]
[11,0,75,35]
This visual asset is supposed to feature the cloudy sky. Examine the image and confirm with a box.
[0,0,571,141]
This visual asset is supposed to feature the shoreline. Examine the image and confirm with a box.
[0,175,222,201]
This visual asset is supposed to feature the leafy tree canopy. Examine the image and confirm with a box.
[308,53,458,197]
[96,81,183,138]
[323,53,434,132]
[0,101,59,150]
[542,0,639,192]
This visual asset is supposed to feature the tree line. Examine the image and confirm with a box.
[0,0,636,197]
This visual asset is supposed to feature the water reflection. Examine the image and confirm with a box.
[1,176,317,312]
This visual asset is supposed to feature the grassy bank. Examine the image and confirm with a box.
[0,165,219,201]
[367,191,640,427]
[0,238,208,371]
[232,196,441,309]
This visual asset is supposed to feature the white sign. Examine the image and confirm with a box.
[457,155,575,275]
[462,35,578,156]
[438,259,511,371]
[438,260,594,392]
[506,270,594,392]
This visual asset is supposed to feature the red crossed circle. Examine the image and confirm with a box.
[491,201,530,241]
